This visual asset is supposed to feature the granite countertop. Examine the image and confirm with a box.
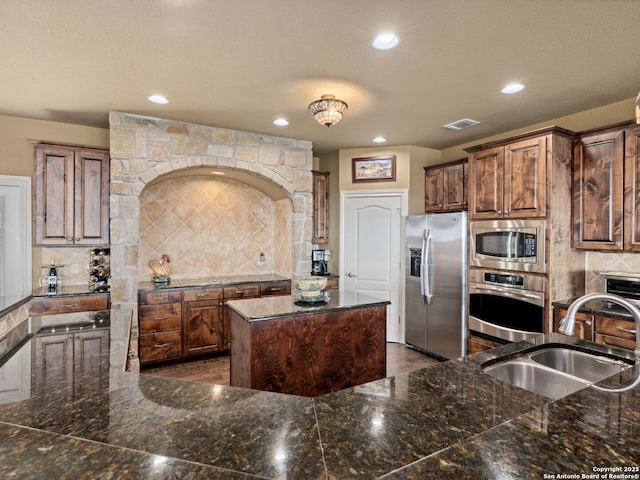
[31,284,111,298]
[138,273,290,292]
[227,291,390,322]
[0,309,638,478]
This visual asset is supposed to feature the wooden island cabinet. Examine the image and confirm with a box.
[228,291,389,397]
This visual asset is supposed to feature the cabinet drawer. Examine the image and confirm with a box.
[224,284,260,299]
[183,287,223,302]
[595,333,636,351]
[30,294,110,315]
[139,331,182,363]
[596,316,637,342]
[260,281,291,296]
[139,304,182,332]
[139,290,182,305]
[326,277,340,291]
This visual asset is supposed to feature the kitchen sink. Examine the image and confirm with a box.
[482,344,634,400]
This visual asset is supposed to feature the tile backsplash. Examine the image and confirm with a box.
[585,251,640,293]
[137,175,292,281]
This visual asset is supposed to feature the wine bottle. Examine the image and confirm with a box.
[48,260,57,292]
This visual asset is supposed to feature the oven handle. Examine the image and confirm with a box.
[469,283,544,307]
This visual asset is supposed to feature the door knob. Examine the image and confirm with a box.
[347,272,356,278]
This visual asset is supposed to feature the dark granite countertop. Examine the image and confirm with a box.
[227,291,391,322]
[138,273,290,292]
[0,309,638,479]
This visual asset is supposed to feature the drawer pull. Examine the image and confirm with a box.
[270,287,282,292]
[196,293,210,298]
[153,343,170,348]
[153,296,165,301]
[616,326,637,334]
[61,303,78,309]
[154,316,168,321]
[236,290,246,295]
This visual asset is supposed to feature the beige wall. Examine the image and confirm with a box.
[0,114,110,288]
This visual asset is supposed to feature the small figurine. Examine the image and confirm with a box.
[149,254,171,284]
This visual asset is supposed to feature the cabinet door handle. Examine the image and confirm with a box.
[153,343,170,348]
[61,303,78,309]
[616,326,637,334]
[583,320,592,326]
[154,316,168,321]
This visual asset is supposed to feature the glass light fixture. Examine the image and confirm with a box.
[308,94,348,127]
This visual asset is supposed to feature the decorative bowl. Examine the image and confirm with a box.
[294,276,328,300]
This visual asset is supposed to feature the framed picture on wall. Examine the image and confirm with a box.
[352,155,396,183]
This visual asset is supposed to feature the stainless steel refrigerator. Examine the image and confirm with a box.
[404,211,468,359]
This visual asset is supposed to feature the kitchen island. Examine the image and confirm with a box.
[227,291,390,396]
[0,308,638,479]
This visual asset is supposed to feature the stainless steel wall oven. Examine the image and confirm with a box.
[469,269,545,344]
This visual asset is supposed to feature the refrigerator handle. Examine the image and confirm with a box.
[419,230,426,298]
[422,229,432,304]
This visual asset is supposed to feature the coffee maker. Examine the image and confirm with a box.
[311,249,330,276]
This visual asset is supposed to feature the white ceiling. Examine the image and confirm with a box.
[2,0,639,155]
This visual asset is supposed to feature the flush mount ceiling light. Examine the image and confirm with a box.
[273,118,289,126]
[372,32,400,50]
[373,136,387,143]
[501,83,525,94]
[147,94,169,104]
[308,94,348,127]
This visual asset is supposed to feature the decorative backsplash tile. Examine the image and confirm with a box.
[585,251,640,293]
[138,176,292,281]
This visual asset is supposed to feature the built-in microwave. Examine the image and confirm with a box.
[469,219,546,273]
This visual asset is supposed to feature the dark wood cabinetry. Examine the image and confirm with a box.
[552,307,594,342]
[312,171,330,244]
[183,287,224,356]
[139,280,290,364]
[34,144,110,246]
[138,290,183,364]
[552,306,636,351]
[424,160,467,212]
[467,136,547,219]
[34,327,110,401]
[572,121,640,252]
[467,333,502,354]
[30,293,110,315]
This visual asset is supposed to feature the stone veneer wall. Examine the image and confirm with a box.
[108,112,314,311]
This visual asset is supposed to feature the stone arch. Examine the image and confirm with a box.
[108,112,314,312]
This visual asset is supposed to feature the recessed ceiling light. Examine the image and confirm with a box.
[211,171,225,175]
[373,136,386,143]
[147,94,169,104]
[371,32,400,50]
[273,118,289,126]
[501,83,525,94]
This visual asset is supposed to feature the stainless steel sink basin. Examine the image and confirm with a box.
[482,344,634,400]
[483,360,589,399]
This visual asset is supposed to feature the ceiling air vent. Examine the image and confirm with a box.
[442,118,480,131]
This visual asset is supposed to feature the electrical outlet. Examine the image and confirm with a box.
[258,252,265,265]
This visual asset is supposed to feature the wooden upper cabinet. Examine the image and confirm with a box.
[468,146,504,219]
[624,125,640,251]
[468,137,546,220]
[504,137,546,218]
[572,129,624,250]
[34,144,110,246]
[424,160,467,212]
[312,171,330,244]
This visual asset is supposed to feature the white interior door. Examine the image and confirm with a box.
[341,191,405,342]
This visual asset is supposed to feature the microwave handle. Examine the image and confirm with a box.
[421,229,432,304]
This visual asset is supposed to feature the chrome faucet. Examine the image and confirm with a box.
[560,292,640,359]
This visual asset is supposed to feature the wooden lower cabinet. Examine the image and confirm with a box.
[467,333,502,355]
[139,280,291,364]
[552,307,594,342]
[30,293,110,315]
[183,287,224,356]
[552,306,636,351]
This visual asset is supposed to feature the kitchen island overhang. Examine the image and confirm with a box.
[227,291,390,397]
